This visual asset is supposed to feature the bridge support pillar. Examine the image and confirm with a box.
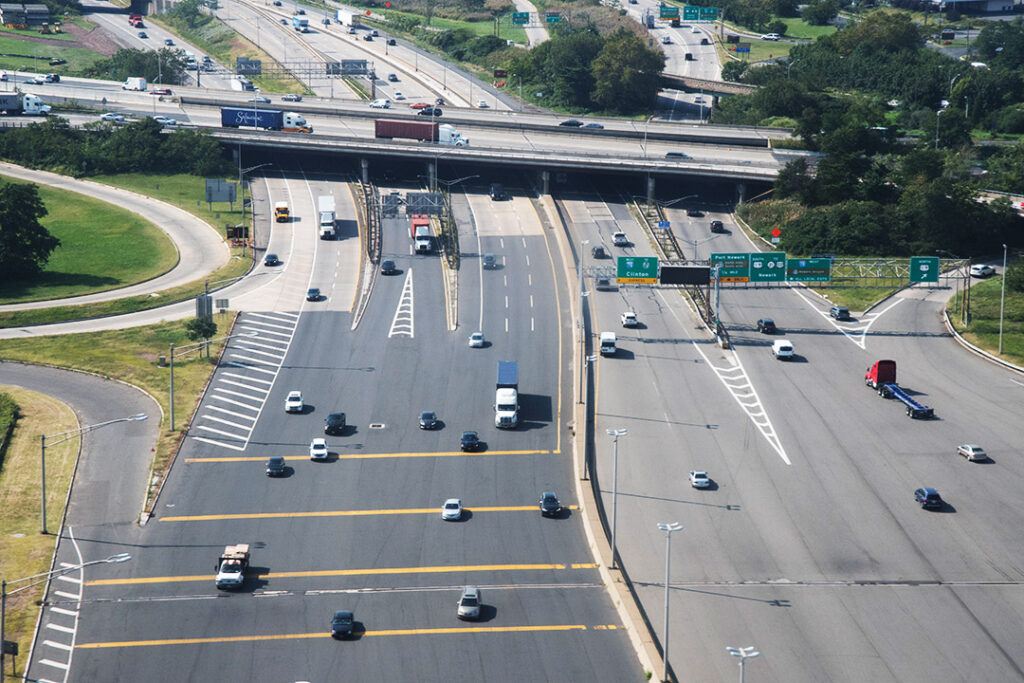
[361,157,369,185]
[737,182,746,204]
[646,175,655,205]
[541,170,550,195]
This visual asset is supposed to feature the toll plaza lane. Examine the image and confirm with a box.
[58,188,643,681]
[578,193,1024,680]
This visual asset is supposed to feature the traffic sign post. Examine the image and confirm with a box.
[659,5,680,19]
[786,257,832,282]
[749,252,786,282]
[617,256,659,283]
[512,11,529,24]
[657,220,671,229]
[699,7,718,18]
[683,6,698,20]
[710,253,750,282]
[909,256,939,283]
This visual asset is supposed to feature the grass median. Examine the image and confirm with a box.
[0,173,252,329]
[0,387,79,676]
[950,275,1024,366]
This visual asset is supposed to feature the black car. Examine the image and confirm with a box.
[264,253,280,266]
[296,7,305,13]
[381,259,397,275]
[418,107,442,117]
[331,610,354,638]
[539,492,562,517]
[489,183,508,201]
[686,208,703,217]
[591,245,607,259]
[363,33,373,41]
[559,119,584,127]
[666,152,691,160]
[388,73,399,82]
[583,122,604,129]
[710,220,725,233]
[435,97,445,105]
[388,38,397,45]
[460,431,482,452]
[595,277,614,291]
[324,412,346,435]
[306,287,322,301]
[914,487,943,510]
[419,411,438,430]
[757,318,776,334]
[265,456,286,477]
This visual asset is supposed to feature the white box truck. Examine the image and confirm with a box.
[318,195,336,239]
[599,332,616,356]
[495,361,519,428]
[336,9,358,25]
[122,76,147,91]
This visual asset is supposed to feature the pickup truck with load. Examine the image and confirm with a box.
[220,107,313,133]
[129,13,144,27]
[494,361,519,428]
[215,544,250,589]
[318,195,336,239]
[373,119,468,146]
[0,93,50,115]
[292,15,309,31]
[865,360,934,419]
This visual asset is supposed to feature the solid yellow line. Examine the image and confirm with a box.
[86,562,598,587]
[76,624,596,649]
[185,449,552,463]
[159,505,578,522]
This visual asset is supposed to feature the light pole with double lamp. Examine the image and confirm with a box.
[39,414,148,534]
[1,553,131,675]
[606,428,627,568]
[657,522,682,682]
[726,646,760,683]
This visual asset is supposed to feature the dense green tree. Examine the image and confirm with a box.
[0,182,59,282]
[974,17,1024,70]
[773,158,812,201]
[1006,259,1024,293]
[83,48,187,86]
[984,141,1024,192]
[167,0,205,28]
[801,0,839,26]
[590,31,663,113]
[782,201,891,255]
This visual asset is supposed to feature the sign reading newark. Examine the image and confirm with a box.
[617,256,659,283]
[749,252,786,282]
[710,252,750,282]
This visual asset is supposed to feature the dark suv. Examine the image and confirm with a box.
[830,305,851,321]
[914,488,943,510]
[756,318,776,334]
[710,220,725,233]
[324,412,346,435]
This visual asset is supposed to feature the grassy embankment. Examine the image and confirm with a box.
[0,174,252,328]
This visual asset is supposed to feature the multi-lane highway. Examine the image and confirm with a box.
[26,176,644,681]
[567,187,1024,681]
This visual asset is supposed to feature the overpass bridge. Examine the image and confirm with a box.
[662,73,758,96]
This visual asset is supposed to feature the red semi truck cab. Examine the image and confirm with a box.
[409,215,429,239]
[865,360,896,388]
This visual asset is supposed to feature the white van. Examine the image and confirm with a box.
[771,339,794,360]
[599,332,617,356]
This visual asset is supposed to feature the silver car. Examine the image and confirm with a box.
[457,586,480,620]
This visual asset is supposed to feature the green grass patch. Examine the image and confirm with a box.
[950,275,1024,366]
[0,177,178,304]
[774,17,836,40]
[0,25,77,42]
[0,32,106,74]
[0,174,252,328]
[0,387,78,680]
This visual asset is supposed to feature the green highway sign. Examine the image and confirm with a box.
[699,6,718,18]
[617,256,659,283]
[710,252,750,282]
[750,252,786,282]
[786,257,832,282]
[659,5,680,18]
[909,256,939,283]
[683,5,699,20]
[545,11,561,22]
[512,11,529,24]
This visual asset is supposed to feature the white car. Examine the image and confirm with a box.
[393,91,406,101]
[153,116,177,126]
[477,99,489,108]
[771,339,794,360]
[469,332,484,348]
[969,264,995,278]
[100,112,125,123]
[284,390,304,413]
[309,438,329,461]
[442,498,462,520]
[28,75,47,85]
[957,444,987,461]
[689,470,711,488]
[691,26,700,33]
[281,93,302,102]
[620,312,638,327]
[761,33,781,41]
[612,231,629,247]
[369,98,391,109]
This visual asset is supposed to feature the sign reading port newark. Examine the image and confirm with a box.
[616,256,659,283]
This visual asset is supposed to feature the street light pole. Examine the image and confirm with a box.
[726,646,760,683]
[657,522,682,683]
[999,243,1008,354]
[606,428,627,568]
[2,554,131,675]
[39,415,147,534]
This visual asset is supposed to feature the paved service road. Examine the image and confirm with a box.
[54,185,644,681]
[577,192,1024,682]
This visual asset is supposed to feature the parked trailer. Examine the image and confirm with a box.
[864,360,934,419]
